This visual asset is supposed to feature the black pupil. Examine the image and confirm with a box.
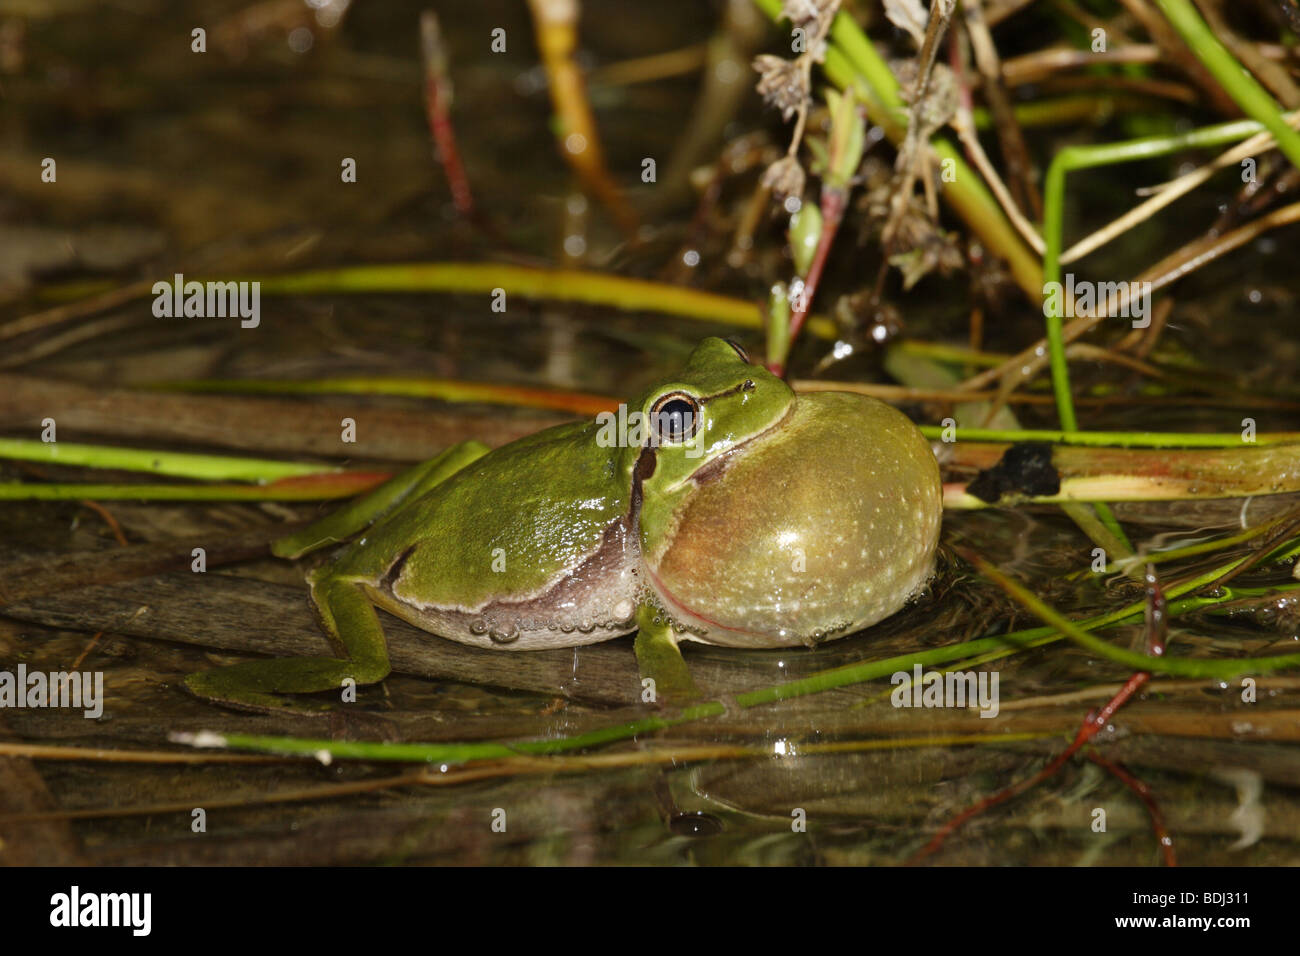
[656,399,695,441]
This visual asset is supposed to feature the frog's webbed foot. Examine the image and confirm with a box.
[183,662,339,716]
[633,604,701,705]
[201,443,492,716]
[182,573,391,716]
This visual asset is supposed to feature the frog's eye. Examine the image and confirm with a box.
[650,392,701,445]
[724,338,750,363]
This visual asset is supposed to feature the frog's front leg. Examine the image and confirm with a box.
[184,441,489,714]
[183,568,391,713]
[633,603,701,704]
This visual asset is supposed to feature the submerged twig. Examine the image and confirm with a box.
[912,563,1177,865]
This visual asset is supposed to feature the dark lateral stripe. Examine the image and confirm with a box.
[382,543,419,589]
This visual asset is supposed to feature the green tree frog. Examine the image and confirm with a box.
[184,337,942,711]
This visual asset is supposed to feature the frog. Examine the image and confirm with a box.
[183,337,942,713]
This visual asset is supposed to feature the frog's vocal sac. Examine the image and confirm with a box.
[275,337,943,652]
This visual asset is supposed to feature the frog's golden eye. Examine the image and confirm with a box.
[724,338,750,364]
[650,392,701,445]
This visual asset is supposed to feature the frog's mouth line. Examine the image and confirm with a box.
[629,398,793,517]
[632,396,799,646]
[627,386,794,628]
[680,400,795,489]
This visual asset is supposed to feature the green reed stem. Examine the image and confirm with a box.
[252,262,838,340]
[1041,116,1268,433]
[968,551,1300,676]
[0,438,334,483]
[1153,0,1300,169]
[0,479,378,502]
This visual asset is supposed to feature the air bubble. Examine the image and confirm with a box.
[668,811,723,837]
[489,625,520,645]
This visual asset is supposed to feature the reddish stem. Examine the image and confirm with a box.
[769,187,846,377]
[909,565,1176,865]
[422,13,475,218]
[1086,751,1177,867]
[909,731,1082,864]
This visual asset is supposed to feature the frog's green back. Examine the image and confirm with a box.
[333,420,629,610]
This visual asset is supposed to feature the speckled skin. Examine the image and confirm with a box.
[642,391,942,648]
[300,339,942,651]
[181,344,946,718]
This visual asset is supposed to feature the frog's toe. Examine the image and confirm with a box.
[182,669,335,717]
